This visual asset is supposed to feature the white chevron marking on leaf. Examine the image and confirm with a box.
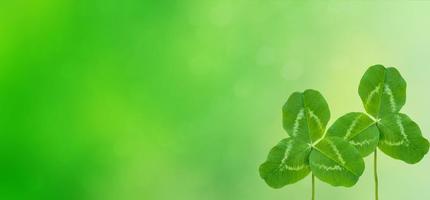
[384,84,397,112]
[349,137,377,147]
[283,164,307,171]
[366,84,381,107]
[292,109,305,136]
[380,116,410,147]
[327,140,346,165]
[396,115,408,142]
[308,110,324,131]
[344,115,361,140]
[282,140,294,163]
[313,163,343,171]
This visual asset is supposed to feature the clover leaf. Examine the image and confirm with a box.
[282,90,330,143]
[329,65,429,163]
[377,113,429,164]
[326,112,379,157]
[358,64,406,118]
[326,64,429,199]
[309,137,364,187]
[259,90,364,190]
[259,138,311,188]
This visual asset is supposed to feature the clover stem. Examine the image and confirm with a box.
[374,150,379,200]
[312,173,315,200]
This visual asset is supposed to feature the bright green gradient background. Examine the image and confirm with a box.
[1,1,429,200]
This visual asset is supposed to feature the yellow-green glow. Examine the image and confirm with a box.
[1,1,429,199]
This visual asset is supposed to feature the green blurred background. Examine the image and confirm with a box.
[1,1,429,199]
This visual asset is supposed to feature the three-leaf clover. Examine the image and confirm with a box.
[259,89,364,191]
[326,65,429,199]
[327,65,429,163]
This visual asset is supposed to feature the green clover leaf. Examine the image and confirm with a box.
[309,137,364,187]
[282,90,330,143]
[259,138,311,188]
[358,65,406,119]
[326,112,379,157]
[377,113,429,164]
[342,64,430,163]
[325,65,430,200]
[259,90,364,188]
